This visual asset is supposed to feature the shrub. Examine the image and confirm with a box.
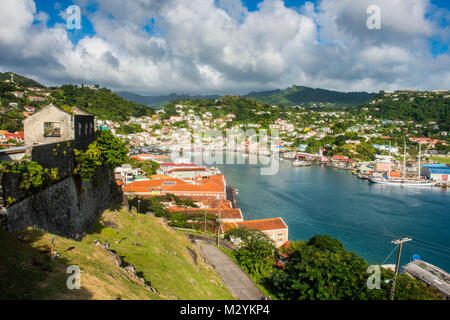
[8,161,59,194]
[73,130,127,180]
[73,143,102,181]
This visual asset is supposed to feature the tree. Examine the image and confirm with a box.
[435,142,450,154]
[269,235,372,300]
[224,227,277,282]
[95,130,128,168]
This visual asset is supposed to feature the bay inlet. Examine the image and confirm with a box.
[210,155,450,271]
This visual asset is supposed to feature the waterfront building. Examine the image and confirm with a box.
[421,166,450,182]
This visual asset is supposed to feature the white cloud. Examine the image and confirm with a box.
[0,0,448,95]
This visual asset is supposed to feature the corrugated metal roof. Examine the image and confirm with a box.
[423,164,448,168]
[427,167,450,174]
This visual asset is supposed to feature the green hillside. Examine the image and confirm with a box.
[246,85,376,106]
[0,207,234,300]
[50,85,154,121]
[0,72,45,88]
[356,90,450,131]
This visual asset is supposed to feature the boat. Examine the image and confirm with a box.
[368,140,437,187]
[292,160,311,167]
[368,177,436,187]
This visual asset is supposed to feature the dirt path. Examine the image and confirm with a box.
[195,239,264,300]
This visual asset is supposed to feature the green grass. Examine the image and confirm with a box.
[0,207,234,300]
[428,156,450,164]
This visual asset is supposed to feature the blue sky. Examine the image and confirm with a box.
[33,0,450,54]
[1,0,449,94]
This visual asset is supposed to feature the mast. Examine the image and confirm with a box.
[418,142,421,180]
[403,138,406,179]
[388,138,391,177]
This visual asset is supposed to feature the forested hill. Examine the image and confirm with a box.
[117,85,376,108]
[355,90,450,131]
[1,72,154,122]
[117,91,220,108]
[0,72,45,88]
[245,85,376,106]
[51,85,154,121]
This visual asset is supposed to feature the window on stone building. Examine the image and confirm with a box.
[44,122,61,137]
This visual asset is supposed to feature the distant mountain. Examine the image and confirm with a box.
[116,92,220,108]
[119,85,376,108]
[245,85,377,106]
[0,72,45,88]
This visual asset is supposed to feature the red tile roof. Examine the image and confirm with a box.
[221,218,288,233]
[122,175,225,194]
[160,163,199,167]
[168,167,207,173]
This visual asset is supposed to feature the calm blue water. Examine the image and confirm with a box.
[210,155,450,270]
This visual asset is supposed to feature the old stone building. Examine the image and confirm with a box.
[23,104,95,145]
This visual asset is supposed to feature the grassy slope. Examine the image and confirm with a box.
[427,156,450,164]
[0,207,234,300]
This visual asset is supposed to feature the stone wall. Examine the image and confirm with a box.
[1,166,121,240]
[30,138,93,178]
[0,139,93,207]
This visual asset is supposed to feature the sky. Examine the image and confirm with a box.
[0,0,449,95]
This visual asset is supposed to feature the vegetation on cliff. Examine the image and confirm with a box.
[74,130,128,181]
[0,160,59,199]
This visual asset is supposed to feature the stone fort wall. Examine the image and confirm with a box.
[0,138,121,240]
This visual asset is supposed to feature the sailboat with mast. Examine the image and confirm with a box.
[369,139,436,187]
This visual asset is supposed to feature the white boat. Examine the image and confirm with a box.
[368,177,436,187]
[369,139,436,187]
[292,160,311,167]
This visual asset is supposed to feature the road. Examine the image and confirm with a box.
[195,239,264,300]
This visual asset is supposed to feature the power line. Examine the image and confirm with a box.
[413,237,450,253]
[298,216,397,240]
[351,244,399,300]
[407,243,450,259]
[409,241,450,255]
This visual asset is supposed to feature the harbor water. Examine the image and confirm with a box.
[209,155,450,270]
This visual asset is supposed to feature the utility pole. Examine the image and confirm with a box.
[216,195,222,246]
[204,209,207,234]
[389,237,412,300]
